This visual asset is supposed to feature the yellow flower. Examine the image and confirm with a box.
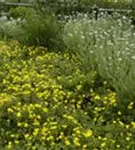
[126,137,130,141]
[41,127,48,133]
[17,112,22,118]
[33,119,40,126]
[82,144,87,149]
[34,104,41,108]
[83,129,93,138]
[118,111,122,115]
[128,102,134,109]
[46,136,54,141]
[64,138,71,146]
[98,136,102,140]
[7,108,14,113]
[101,142,106,147]
[37,115,41,119]
[76,85,82,91]
[24,134,29,139]
[15,140,19,144]
[63,115,78,124]
[58,132,64,139]
[10,134,15,138]
[73,137,81,147]
[24,123,29,128]
[131,121,135,128]
[76,129,81,135]
[43,108,48,113]
[118,121,124,127]
[32,146,36,150]
[94,95,100,100]
[116,145,120,148]
[125,125,129,129]
[7,141,12,149]
[50,126,57,130]
[33,128,39,136]
[17,122,22,127]
[74,127,82,135]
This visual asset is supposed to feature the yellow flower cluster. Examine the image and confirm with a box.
[91,90,117,106]
[0,41,135,149]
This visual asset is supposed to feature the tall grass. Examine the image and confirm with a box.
[0,7,64,51]
[19,8,64,50]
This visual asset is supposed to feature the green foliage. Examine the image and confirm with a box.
[20,8,64,50]
[0,7,64,51]
[0,41,135,149]
[0,16,23,40]
[9,7,32,19]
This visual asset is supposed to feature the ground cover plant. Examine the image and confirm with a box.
[0,38,135,149]
[1,2,135,150]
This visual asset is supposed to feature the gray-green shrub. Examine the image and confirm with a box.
[63,13,135,110]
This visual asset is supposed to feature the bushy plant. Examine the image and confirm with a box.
[0,6,64,51]
[0,41,135,149]
[9,7,32,19]
[0,16,23,40]
[20,8,64,50]
[63,13,135,111]
[0,41,104,149]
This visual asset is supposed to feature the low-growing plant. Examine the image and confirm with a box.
[0,41,135,149]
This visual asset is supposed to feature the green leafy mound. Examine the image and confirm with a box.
[0,7,64,51]
[0,41,135,150]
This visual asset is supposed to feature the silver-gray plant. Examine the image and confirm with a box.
[63,13,135,109]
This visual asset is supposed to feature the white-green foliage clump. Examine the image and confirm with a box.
[0,7,64,50]
[63,13,135,107]
[0,16,23,40]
